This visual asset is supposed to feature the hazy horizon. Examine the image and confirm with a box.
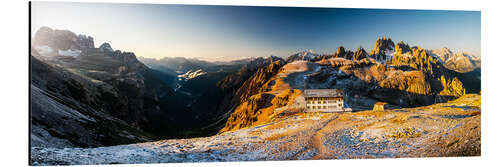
[31,2,481,62]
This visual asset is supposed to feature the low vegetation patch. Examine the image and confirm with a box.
[385,127,422,139]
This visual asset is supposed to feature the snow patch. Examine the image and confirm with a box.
[58,49,81,58]
[383,48,395,63]
[177,69,207,81]
[34,45,53,57]
[101,44,113,52]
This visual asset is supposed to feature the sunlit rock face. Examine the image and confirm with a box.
[353,47,368,61]
[370,37,395,62]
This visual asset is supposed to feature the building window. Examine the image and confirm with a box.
[312,106,316,109]
[323,106,326,109]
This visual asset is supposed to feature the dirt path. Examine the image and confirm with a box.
[310,113,342,160]
[291,113,339,159]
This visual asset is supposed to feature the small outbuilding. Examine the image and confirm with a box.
[373,102,389,111]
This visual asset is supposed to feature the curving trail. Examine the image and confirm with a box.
[310,114,340,160]
[289,113,339,160]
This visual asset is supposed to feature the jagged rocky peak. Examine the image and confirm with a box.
[435,47,452,54]
[371,36,395,55]
[286,50,319,62]
[32,26,95,57]
[334,46,346,57]
[77,34,95,49]
[430,47,454,62]
[334,46,354,59]
[99,42,113,52]
[353,47,368,60]
[395,41,411,54]
[245,56,284,70]
[336,46,346,55]
[369,36,395,62]
[297,49,318,58]
[267,55,285,63]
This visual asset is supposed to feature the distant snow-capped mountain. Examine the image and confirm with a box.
[285,50,320,62]
[297,50,320,59]
[429,47,481,73]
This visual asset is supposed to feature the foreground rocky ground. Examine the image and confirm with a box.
[31,94,480,165]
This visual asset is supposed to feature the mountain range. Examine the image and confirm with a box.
[30,27,481,150]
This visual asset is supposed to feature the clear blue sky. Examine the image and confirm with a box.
[31,2,481,61]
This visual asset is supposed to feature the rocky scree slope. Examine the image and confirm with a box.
[31,52,155,148]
